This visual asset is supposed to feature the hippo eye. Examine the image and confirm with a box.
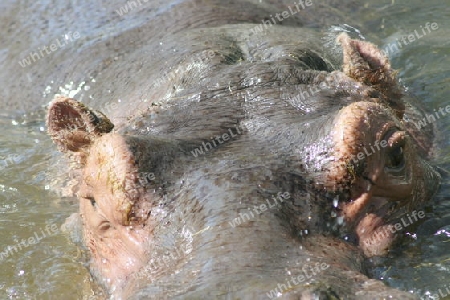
[86,197,97,208]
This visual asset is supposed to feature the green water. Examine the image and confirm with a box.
[0,0,449,299]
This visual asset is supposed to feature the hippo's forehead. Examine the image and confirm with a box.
[99,26,422,217]
[113,26,357,120]
[117,44,408,200]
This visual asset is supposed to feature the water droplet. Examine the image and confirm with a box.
[435,228,450,237]
[333,196,339,208]
[405,232,417,240]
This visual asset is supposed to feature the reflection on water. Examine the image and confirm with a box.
[0,0,449,299]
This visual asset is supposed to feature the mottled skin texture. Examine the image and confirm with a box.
[45,3,440,300]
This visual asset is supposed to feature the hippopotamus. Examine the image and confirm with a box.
[45,1,440,299]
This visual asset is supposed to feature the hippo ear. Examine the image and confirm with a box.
[337,33,404,117]
[47,96,114,154]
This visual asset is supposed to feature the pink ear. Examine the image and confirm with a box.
[337,33,404,118]
[47,96,114,154]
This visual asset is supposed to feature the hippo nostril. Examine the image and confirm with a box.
[383,129,407,173]
[87,197,97,209]
[386,145,405,170]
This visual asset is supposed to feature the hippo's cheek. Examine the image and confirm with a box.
[79,195,149,292]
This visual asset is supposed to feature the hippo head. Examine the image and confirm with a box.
[47,32,440,298]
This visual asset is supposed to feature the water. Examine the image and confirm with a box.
[0,0,449,299]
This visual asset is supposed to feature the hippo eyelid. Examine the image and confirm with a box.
[98,221,111,231]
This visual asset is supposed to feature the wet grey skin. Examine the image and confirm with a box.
[46,3,440,300]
